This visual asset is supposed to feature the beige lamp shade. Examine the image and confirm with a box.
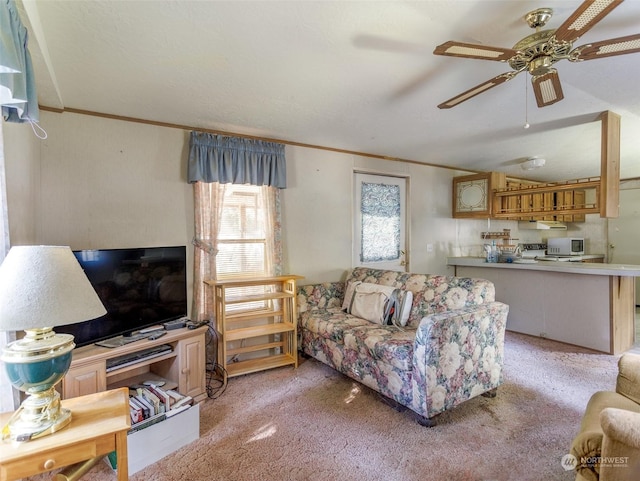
[0,245,106,331]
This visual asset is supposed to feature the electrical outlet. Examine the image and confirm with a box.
[426,243,434,253]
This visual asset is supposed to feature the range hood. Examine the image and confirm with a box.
[518,220,567,230]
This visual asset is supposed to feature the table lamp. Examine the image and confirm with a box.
[0,245,106,442]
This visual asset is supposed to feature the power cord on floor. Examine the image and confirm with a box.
[205,323,228,399]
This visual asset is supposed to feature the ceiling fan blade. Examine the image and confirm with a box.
[553,0,624,44]
[437,71,519,109]
[531,70,564,108]
[572,33,640,60]
[433,41,517,62]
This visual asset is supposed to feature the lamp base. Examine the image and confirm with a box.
[2,387,71,442]
[1,327,76,442]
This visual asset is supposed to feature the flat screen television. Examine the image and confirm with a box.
[57,246,188,347]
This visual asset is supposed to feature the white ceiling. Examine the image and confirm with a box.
[19,0,640,182]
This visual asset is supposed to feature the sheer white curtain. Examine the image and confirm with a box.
[192,181,226,322]
[191,182,282,323]
[0,122,18,412]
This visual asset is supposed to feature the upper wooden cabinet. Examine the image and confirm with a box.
[494,179,588,222]
[452,111,620,221]
[452,172,506,218]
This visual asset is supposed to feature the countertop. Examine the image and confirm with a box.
[447,257,640,277]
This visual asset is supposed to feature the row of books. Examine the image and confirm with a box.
[128,384,193,433]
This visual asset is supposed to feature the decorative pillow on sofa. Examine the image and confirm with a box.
[347,283,413,326]
[393,290,413,327]
[350,283,396,324]
[342,280,362,312]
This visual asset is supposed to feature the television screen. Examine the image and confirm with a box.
[57,246,188,347]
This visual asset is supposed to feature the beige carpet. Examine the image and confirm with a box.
[25,332,621,481]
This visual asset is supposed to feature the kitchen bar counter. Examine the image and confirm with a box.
[447,257,638,354]
[447,256,640,276]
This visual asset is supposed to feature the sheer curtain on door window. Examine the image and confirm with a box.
[354,173,408,271]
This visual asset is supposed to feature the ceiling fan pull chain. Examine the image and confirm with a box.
[524,76,530,129]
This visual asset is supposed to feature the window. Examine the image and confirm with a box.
[192,182,281,322]
[216,184,270,313]
[217,184,267,279]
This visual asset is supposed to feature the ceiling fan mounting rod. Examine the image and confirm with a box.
[525,8,554,30]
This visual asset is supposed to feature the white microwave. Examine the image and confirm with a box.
[547,238,584,256]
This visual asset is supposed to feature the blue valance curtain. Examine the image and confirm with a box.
[0,0,39,123]
[188,132,286,188]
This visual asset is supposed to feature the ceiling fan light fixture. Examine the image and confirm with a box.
[521,157,546,170]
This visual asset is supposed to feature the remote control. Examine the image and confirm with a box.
[147,331,167,340]
[164,318,187,330]
[187,320,209,330]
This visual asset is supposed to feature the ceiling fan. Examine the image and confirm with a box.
[433,0,640,109]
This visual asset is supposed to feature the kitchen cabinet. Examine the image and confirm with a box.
[455,176,587,222]
[492,180,595,221]
[555,190,586,222]
[452,172,506,218]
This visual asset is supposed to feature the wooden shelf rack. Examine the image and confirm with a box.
[206,275,303,378]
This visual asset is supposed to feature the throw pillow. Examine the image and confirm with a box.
[350,283,397,324]
[342,280,362,312]
[393,290,413,327]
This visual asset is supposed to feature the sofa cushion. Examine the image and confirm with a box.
[350,283,397,324]
[299,308,373,343]
[343,324,416,372]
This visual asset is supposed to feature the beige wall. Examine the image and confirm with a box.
[281,145,522,283]
[4,112,196,315]
[3,111,608,289]
[3,120,40,244]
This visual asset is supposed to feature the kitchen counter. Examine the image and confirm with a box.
[448,257,637,354]
[447,256,639,276]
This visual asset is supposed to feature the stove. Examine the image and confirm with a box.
[520,243,583,262]
[520,243,546,259]
[537,255,583,262]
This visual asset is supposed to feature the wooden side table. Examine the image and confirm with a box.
[0,388,130,481]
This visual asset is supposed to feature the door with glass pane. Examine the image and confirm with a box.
[354,173,408,271]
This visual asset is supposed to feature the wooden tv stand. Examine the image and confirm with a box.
[61,326,208,402]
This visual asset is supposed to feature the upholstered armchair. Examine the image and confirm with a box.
[570,353,640,480]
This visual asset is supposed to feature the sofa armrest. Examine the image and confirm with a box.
[616,353,640,405]
[411,301,509,418]
[598,407,640,481]
[296,282,345,314]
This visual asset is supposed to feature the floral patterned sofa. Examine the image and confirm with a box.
[296,267,509,425]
